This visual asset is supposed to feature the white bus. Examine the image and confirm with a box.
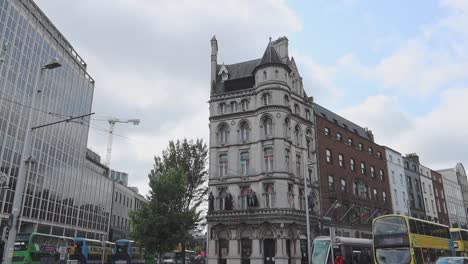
[311,236,373,264]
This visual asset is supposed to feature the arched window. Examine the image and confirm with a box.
[218,124,229,144]
[241,99,249,111]
[284,95,290,106]
[284,118,290,137]
[294,104,300,115]
[239,121,249,142]
[230,101,238,112]
[305,109,311,120]
[239,187,250,209]
[296,154,302,178]
[262,93,271,106]
[219,188,231,210]
[275,70,279,79]
[262,116,273,137]
[348,138,353,146]
[263,71,267,81]
[294,125,301,145]
[285,148,290,171]
[219,103,226,114]
[306,129,313,159]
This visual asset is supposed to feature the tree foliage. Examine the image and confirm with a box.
[131,139,208,257]
[150,139,208,213]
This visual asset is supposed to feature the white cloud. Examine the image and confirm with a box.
[339,89,468,170]
[338,95,412,145]
[36,0,302,195]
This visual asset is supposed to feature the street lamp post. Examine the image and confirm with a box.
[3,59,62,264]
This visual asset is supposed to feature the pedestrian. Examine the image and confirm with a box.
[334,252,345,264]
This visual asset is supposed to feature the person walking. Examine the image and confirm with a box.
[334,252,345,264]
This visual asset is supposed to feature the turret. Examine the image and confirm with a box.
[211,36,218,94]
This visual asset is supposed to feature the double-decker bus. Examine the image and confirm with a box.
[373,214,453,264]
[12,232,74,264]
[450,228,468,256]
[70,237,114,263]
[311,236,373,264]
[113,239,145,264]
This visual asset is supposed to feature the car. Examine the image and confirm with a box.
[436,257,468,264]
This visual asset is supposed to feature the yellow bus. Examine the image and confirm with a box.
[372,214,453,264]
[450,228,468,256]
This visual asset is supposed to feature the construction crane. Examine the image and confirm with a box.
[105,118,140,167]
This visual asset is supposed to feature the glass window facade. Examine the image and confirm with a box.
[0,0,111,239]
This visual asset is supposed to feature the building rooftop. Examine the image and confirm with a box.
[314,103,374,142]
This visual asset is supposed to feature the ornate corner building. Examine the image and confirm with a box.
[206,37,321,264]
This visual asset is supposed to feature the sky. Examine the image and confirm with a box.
[36,0,468,196]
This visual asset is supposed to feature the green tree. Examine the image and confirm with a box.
[130,168,200,258]
[131,139,208,264]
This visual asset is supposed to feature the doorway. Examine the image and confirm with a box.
[264,239,276,264]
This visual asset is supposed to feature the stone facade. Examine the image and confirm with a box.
[206,37,319,264]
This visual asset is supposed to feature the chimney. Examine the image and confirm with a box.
[272,36,289,63]
[211,36,218,94]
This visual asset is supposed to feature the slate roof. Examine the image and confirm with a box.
[222,59,261,80]
[314,103,374,142]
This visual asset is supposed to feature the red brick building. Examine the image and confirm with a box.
[431,170,450,225]
[315,104,392,238]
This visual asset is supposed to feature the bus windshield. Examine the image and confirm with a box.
[451,231,461,241]
[311,239,330,264]
[374,216,408,235]
[375,248,411,264]
[116,243,129,254]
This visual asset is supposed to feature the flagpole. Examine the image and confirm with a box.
[339,204,355,222]
[324,200,338,218]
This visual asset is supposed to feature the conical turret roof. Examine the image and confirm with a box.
[253,39,291,73]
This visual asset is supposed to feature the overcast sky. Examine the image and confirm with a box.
[36,0,468,196]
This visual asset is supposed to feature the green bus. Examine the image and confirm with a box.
[12,232,74,264]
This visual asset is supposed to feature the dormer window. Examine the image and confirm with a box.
[218,64,229,81]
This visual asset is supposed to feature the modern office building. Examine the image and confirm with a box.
[384,147,408,215]
[0,0,103,240]
[206,36,320,264]
[403,155,426,219]
[110,181,146,241]
[110,169,129,186]
[438,164,468,227]
[315,105,392,239]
